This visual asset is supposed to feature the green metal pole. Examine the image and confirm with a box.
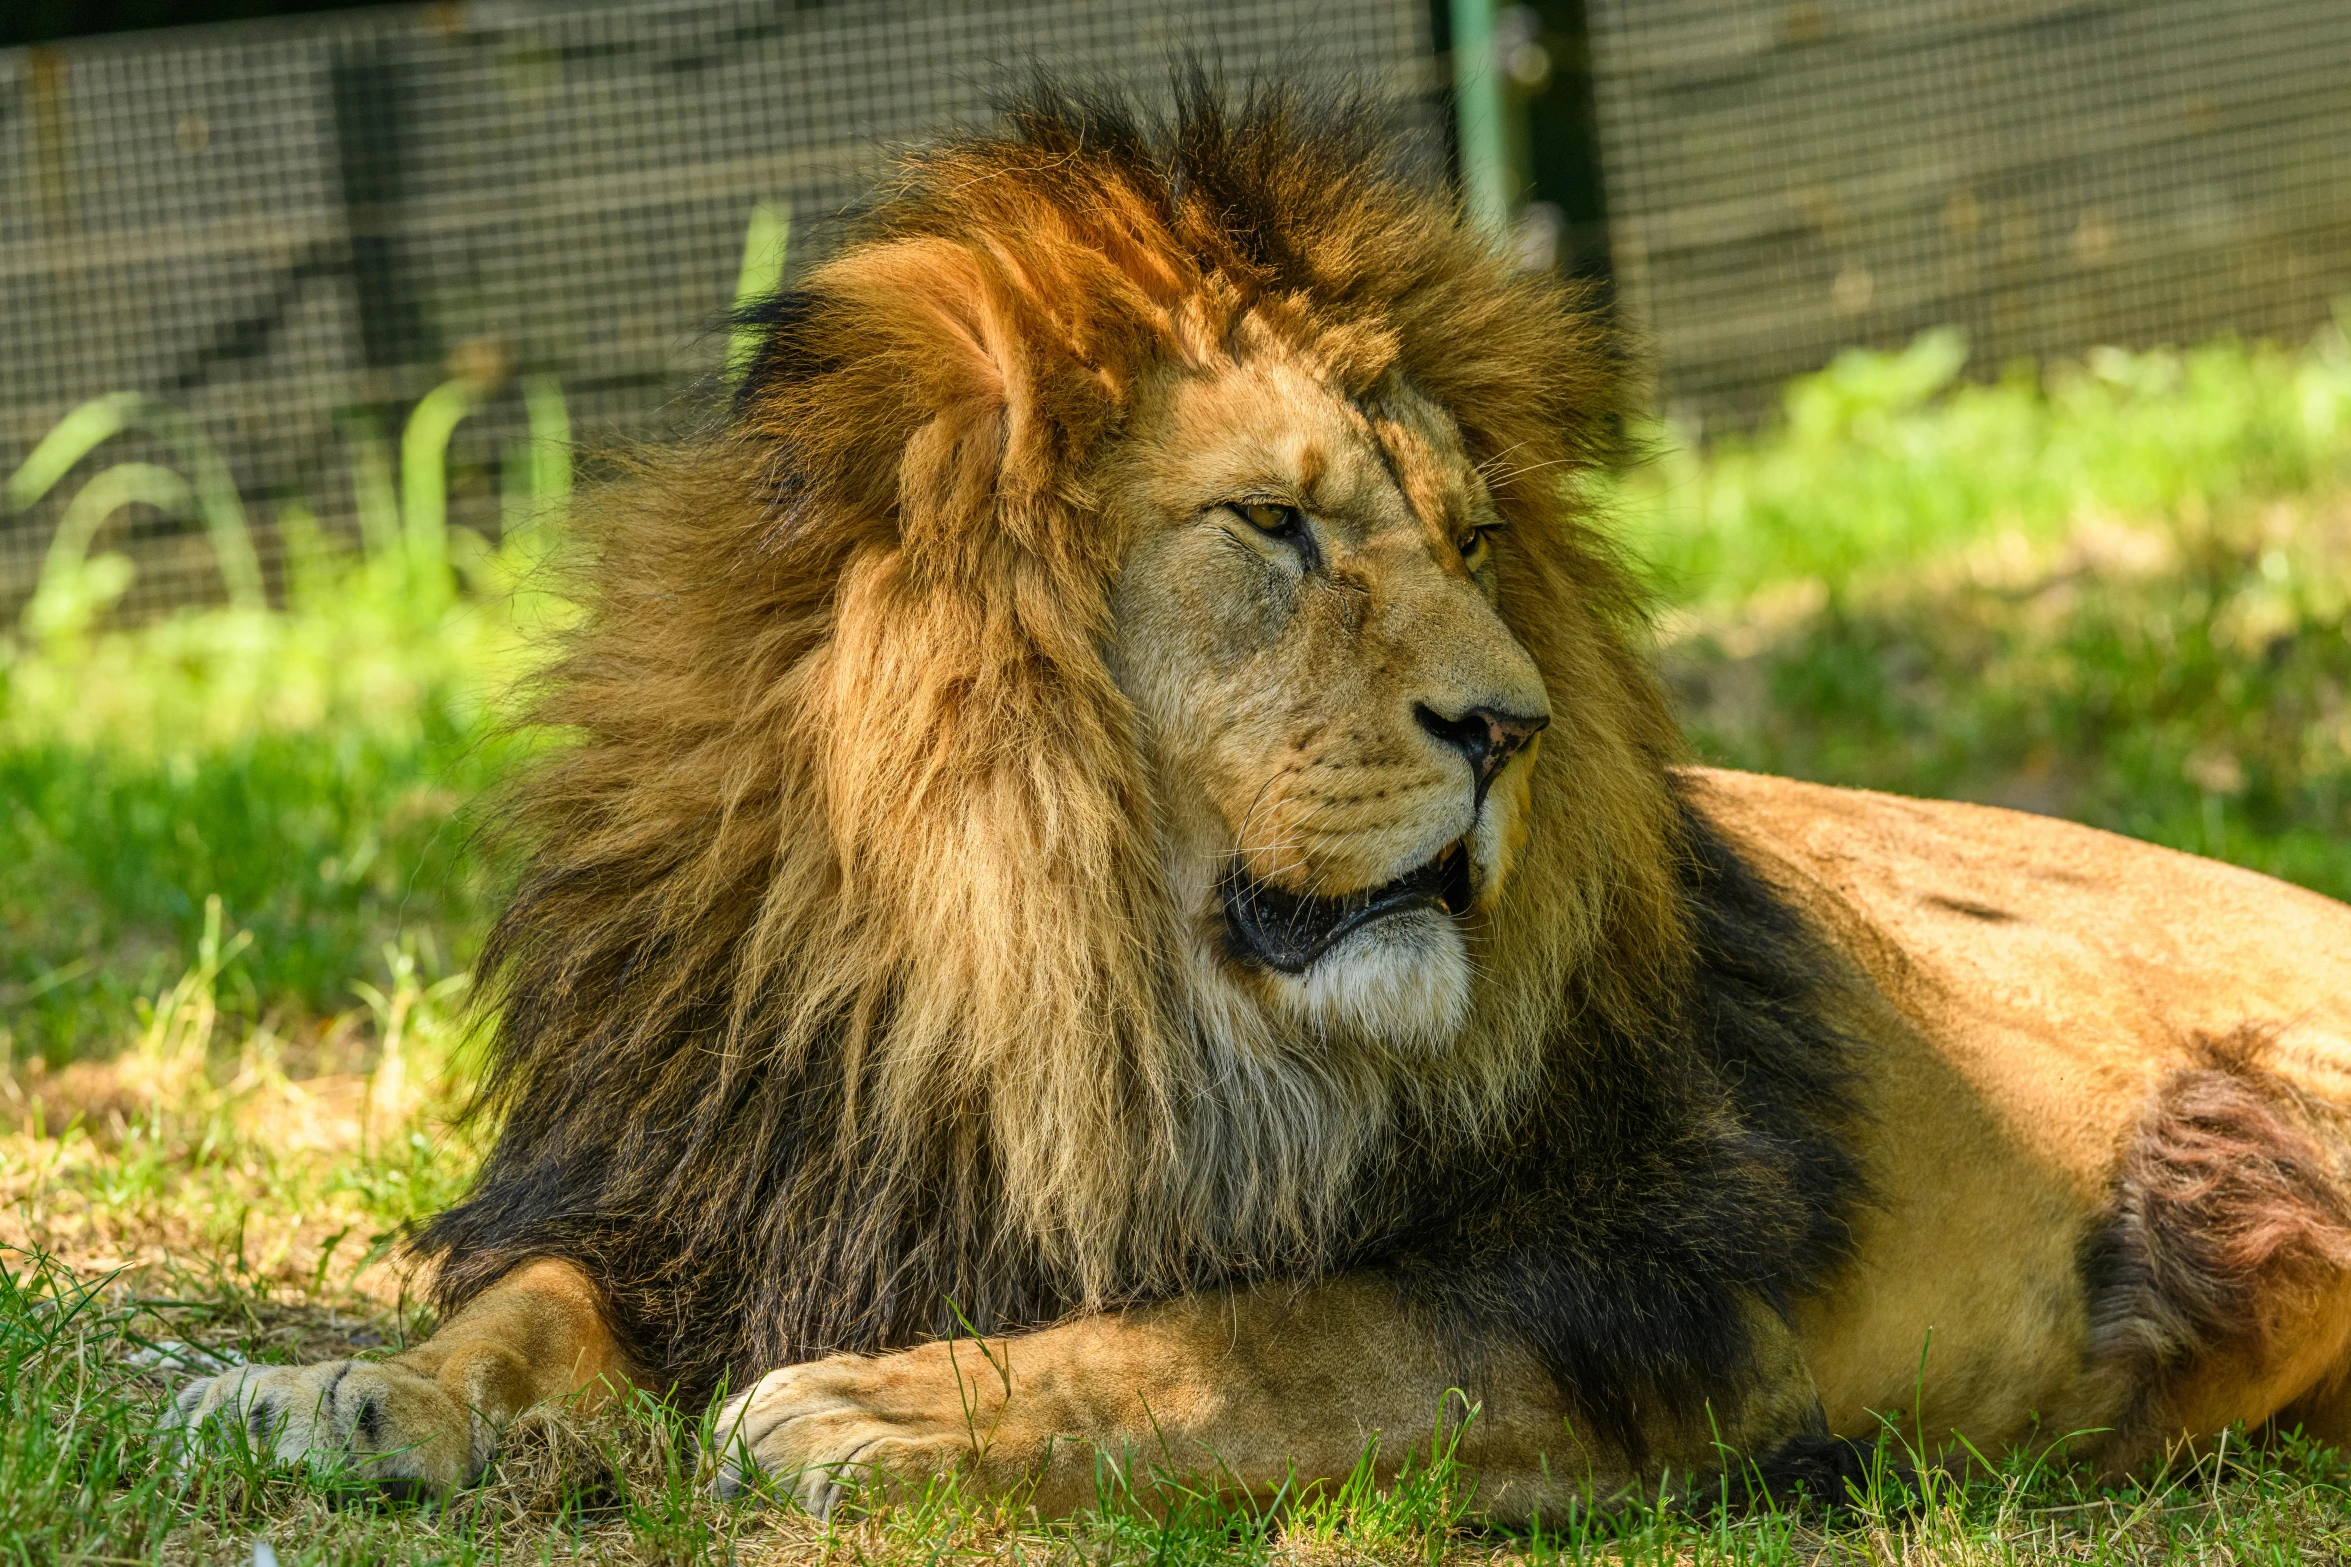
[1452,0,1511,235]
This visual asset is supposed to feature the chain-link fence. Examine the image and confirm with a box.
[1583,0,2351,430]
[0,0,1438,621]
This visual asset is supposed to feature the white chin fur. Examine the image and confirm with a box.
[1282,909,1471,1050]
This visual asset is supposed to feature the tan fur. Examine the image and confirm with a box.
[713,1278,1820,1518]
[1691,770,2351,1466]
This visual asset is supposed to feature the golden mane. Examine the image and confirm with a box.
[419,83,1698,1397]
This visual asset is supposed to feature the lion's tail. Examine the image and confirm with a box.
[2082,1026,2351,1466]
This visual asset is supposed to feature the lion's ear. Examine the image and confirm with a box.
[743,235,1125,578]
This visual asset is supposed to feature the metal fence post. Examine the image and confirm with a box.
[1451,0,1511,235]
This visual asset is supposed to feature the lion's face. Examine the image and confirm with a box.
[1106,348,1550,1050]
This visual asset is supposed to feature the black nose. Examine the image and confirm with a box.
[1415,703,1549,804]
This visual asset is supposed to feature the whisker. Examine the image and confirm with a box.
[1472,440,1534,481]
[1478,455,1584,491]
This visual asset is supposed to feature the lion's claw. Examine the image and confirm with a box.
[158,1359,487,1488]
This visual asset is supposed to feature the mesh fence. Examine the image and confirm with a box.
[1583,0,2351,431]
[9,0,2351,617]
[0,0,1438,620]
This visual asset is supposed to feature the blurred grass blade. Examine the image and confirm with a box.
[22,462,194,640]
[336,408,403,561]
[5,392,264,611]
[524,373,571,517]
[501,377,571,543]
[728,199,791,385]
[4,392,138,511]
[399,379,486,604]
[45,462,192,582]
[152,401,267,614]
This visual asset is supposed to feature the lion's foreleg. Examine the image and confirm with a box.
[392,1256,635,1421]
[162,1257,633,1487]
[715,1277,1827,1522]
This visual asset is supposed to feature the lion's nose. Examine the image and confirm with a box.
[1414,703,1549,805]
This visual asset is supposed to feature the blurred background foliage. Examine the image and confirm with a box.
[1618,313,2351,905]
[0,492,557,1064]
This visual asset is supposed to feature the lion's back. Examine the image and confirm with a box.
[1682,765,2351,1152]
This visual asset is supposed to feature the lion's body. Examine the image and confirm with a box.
[158,85,2351,1512]
[1695,770,2351,1461]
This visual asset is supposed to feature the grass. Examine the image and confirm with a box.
[3,320,2350,1561]
[0,517,553,1064]
[1613,313,2351,902]
[7,1222,2351,1563]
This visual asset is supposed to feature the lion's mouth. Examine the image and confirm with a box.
[1218,840,1475,975]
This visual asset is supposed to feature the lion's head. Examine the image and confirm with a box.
[440,84,1697,1384]
[1108,348,1553,1049]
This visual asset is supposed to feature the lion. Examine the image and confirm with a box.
[161,84,2351,1518]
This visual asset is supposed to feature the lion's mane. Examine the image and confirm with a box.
[416,82,1862,1448]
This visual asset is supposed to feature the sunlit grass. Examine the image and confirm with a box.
[0,898,477,1309]
[6,1200,2349,1564]
[1612,313,2351,611]
[0,517,561,1061]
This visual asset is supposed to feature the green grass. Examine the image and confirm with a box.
[6,1230,2350,1564]
[4,321,2351,1561]
[1661,501,2351,900]
[0,526,551,1064]
[1613,315,2351,609]
[1614,315,2351,903]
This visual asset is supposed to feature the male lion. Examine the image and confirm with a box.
[165,87,2351,1516]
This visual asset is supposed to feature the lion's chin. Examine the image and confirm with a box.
[1269,908,1473,1051]
[1205,838,1484,1051]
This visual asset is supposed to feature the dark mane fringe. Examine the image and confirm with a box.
[412,81,1865,1451]
[1378,790,1865,1460]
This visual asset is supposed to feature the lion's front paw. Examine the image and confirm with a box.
[160,1359,489,1489]
[712,1352,994,1517]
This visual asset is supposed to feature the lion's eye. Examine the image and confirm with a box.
[1241,502,1304,535]
[1459,524,1502,559]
